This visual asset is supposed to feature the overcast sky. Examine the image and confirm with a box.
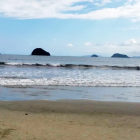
[0,0,140,56]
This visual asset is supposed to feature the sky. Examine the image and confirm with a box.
[0,0,140,56]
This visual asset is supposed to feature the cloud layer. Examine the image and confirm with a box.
[84,39,140,56]
[0,0,140,21]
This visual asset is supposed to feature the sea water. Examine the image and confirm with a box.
[0,54,140,102]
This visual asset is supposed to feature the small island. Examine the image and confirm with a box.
[111,53,129,58]
[91,54,98,57]
[31,48,50,56]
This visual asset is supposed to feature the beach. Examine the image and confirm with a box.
[1,100,140,140]
[1,55,140,139]
[1,1,140,139]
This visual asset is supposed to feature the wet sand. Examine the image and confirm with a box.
[0,100,140,140]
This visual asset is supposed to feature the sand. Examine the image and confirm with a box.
[0,100,140,140]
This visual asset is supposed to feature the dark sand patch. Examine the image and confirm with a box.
[0,128,15,139]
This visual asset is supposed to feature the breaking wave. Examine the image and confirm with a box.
[0,62,140,70]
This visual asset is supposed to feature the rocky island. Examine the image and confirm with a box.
[91,54,98,57]
[111,53,129,58]
[31,48,50,56]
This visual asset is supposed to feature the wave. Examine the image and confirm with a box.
[0,77,140,87]
[0,62,140,70]
[0,76,27,79]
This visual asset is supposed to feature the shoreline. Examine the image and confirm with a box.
[1,99,140,115]
[1,100,140,140]
[1,85,140,102]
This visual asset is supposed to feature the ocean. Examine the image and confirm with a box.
[0,54,140,102]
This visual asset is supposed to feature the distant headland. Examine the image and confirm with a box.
[31,48,50,56]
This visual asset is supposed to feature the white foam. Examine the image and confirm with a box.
[6,62,23,66]
[0,74,140,87]
[1,64,140,87]
[5,62,62,67]
[49,63,61,67]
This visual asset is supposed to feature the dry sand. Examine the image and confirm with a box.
[0,100,140,140]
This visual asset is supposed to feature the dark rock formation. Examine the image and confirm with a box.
[91,54,98,57]
[136,66,140,70]
[31,48,50,56]
[111,53,129,58]
[0,62,5,65]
